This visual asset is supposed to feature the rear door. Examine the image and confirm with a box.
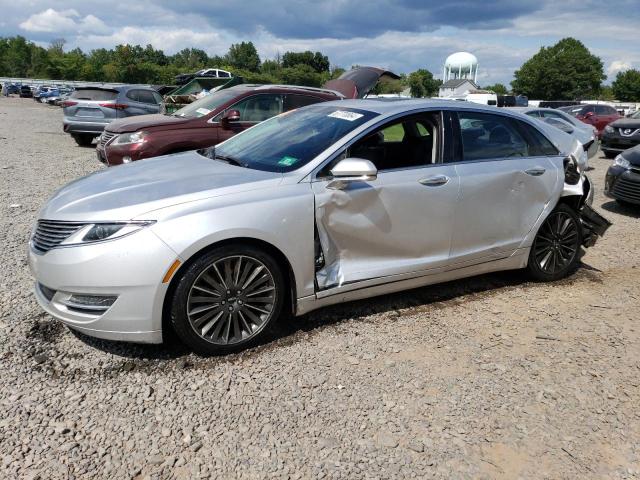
[124,89,162,117]
[448,110,560,265]
[64,88,119,122]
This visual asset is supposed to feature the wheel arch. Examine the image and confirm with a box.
[161,237,297,339]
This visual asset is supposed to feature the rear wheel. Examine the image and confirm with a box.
[169,245,285,355]
[72,134,95,147]
[527,204,582,281]
[603,150,617,159]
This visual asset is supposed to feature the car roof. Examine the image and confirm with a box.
[226,84,342,98]
[312,98,536,118]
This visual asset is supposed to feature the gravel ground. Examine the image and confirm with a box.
[1,96,639,479]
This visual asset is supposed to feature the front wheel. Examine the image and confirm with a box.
[169,245,286,355]
[527,204,582,282]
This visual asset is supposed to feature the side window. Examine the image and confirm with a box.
[595,105,606,115]
[456,111,529,161]
[283,94,324,111]
[514,119,560,156]
[583,105,595,114]
[348,113,439,171]
[125,90,139,102]
[230,94,283,122]
[525,111,541,118]
[137,90,157,104]
[607,106,618,115]
[152,92,164,104]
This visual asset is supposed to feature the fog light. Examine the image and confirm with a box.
[60,294,117,313]
[122,156,132,164]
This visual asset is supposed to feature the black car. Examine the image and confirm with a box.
[604,144,640,206]
[602,110,640,159]
[19,85,33,98]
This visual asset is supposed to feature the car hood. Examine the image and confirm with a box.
[621,144,640,166]
[609,117,640,129]
[323,66,400,99]
[105,114,194,134]
[38,151,282,222]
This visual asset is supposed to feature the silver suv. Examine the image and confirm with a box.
[62,86,163,146]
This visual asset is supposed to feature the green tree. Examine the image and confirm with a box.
[282,51,329,73]
[407,69,441,97]
[225,41,260,72]
[511,37,605,100]
[612,69,640,101]
[483,83,508,95]
[280,64,322,87]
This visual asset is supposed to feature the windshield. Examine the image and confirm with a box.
[630,110,640,119]
[205,105,378,172]
[172,89,240,119]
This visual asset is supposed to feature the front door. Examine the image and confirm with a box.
[216,94,283,143]
[449,110,559,265]
[312,112,459,290]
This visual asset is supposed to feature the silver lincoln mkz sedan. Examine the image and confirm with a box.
[29,100,611,354]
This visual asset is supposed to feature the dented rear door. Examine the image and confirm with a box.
[312,164,459,290]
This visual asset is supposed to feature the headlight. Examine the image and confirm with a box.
[60,221,155,246]
[604,125,614,134]
[613,155,630,169]
[112,131,148,145]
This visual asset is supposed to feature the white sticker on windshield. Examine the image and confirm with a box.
[328,110,363,121]
[195,108,211,116]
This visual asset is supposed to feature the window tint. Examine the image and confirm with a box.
[595,105,607,115]
[125,90,139,102]
[457,111,529,160]
[137,90,157,104]
[525,111,541,118]
[230,94,283,122]
[348,114,439,171]
[71,89,118,101]
[515,119,560,156]
[152,91,164,104]
[283,94,325,111]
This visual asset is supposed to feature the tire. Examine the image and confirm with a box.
[616,199,636,208]
[603,150,617,159]
[527,203,583,282]
[72,134,95,147]
[169,245,286,355]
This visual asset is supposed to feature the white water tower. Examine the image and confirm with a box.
[443,52,478,83]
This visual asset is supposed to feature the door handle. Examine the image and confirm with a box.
[524,168,546,176]
[419,175,449,187]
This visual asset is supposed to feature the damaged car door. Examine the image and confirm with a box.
[448,110,560,265]
[312,112,459,291]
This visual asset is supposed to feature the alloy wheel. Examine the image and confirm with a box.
[533,211,580,275]
[186,255,277,345]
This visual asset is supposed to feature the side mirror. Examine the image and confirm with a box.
[327,158,377,190]
[220,109,240,129]
[584,111,594,118]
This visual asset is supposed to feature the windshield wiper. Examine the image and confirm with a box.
[214,154,246,168]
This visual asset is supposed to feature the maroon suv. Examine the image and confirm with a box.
[96,85,339,165]
[96,67,399,166]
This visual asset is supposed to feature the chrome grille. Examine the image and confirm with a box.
[612,177,640,202]
[99,131,117,147]
[32,220,86,254]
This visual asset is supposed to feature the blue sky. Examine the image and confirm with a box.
[1,0,638,85]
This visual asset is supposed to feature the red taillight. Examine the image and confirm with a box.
[99,103,129,110]
[61,100,78,107]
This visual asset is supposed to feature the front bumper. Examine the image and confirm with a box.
[605,166,640,205]
[28,228,180,343]
[601,132,640,153]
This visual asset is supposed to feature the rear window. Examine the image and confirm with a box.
[71,89,118,101]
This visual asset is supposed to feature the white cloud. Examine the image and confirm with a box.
[19,8,110,35]
[608,60,632,77]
